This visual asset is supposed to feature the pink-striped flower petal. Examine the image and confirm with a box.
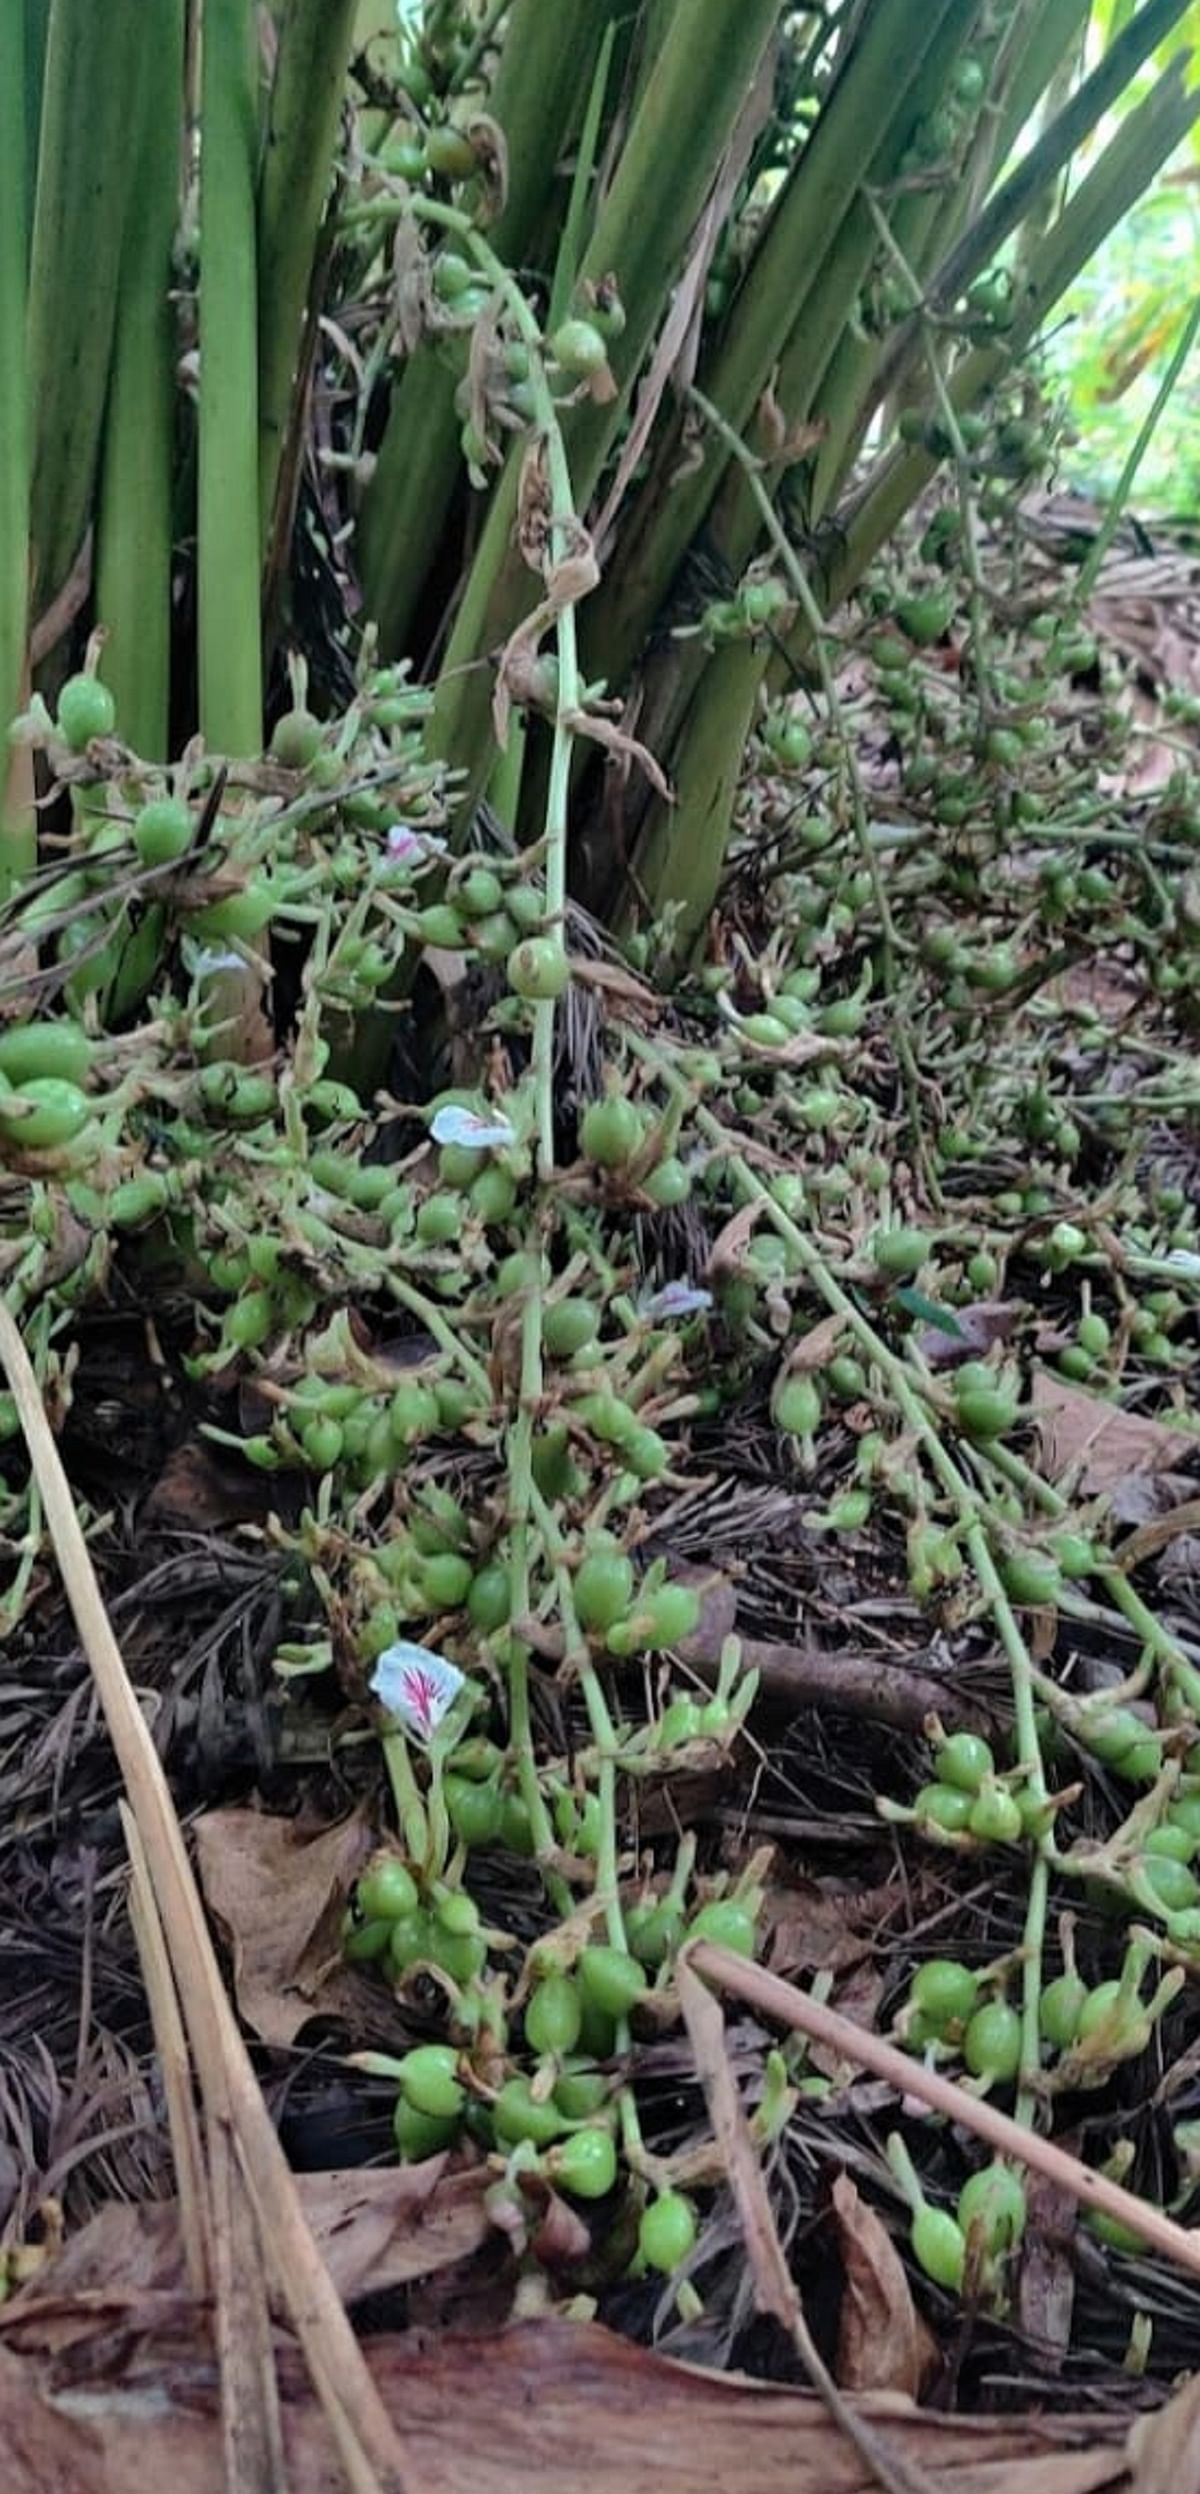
[370,1641,466,1740]
[430,1103,516,1151]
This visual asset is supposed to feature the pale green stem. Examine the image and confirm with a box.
[0,0,31,890]
[95,0,185,761]
[256,0,359,552]
[27,0,143,622]
[643,1039,1053,2126]
[198,0,263,753]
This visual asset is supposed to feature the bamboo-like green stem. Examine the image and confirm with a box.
[680,383,932,1178]
[22,0,48,240]
[1069,293,1200,610]
[630,636,761,938]
[357,356,464,661]
[95,0,185,762]
[0,0,31,891]
[874,0,1194,418]
[582,0,971,704]
[429,0,782,821]
[256,0,358,556]
[544,13,617,335]
[825,52,1200,632]
[990,0,1092,169]
[198,0,263,754]
[358,0,624,662]
[27,0,144,625]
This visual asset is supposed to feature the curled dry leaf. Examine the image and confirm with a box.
[831,2173,938,2398]
[917,1300,1023,1367]
[193,1804,385,2047]
[561,705,672,800]
[1127,2368,1200,2494]
[492,529,600,751]
[142,1435,279,1528]
[516,434,552,571]
[565,953,664,1021]
[780,1312,846,1377]
[390,215,431,356]
[464,111,508,221]
[706,1198,763,1281]
[671,1560,738,1663]
[10,2166,491,2331]
[1115,1495,1200,1574]
[1030,1369,1188,1496]
[1017,2173,1077,2380]
[466,295,505,466]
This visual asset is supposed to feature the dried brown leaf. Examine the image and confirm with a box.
[491,623,555,750]
[0,2317,1133,2494]
[193,1805,379,2045]
[466,295,505,464]
[784,1313,847,1376]
[754,381,828,468]
[545,537,601,609]
[706,1199,762,1280]
[464,112,508,222]
[1017,2173,1077,2378]
[592,233,711,552]
[594,51,773,552]
[917,1302,1023,1366]
[515,436,552,571]
[1128,2370,1200,2494]
[1109,1468,1200,1528]
[672,1561,738,1664]
[300,2165,493,2302]
[19,2168,492,2329]
[389,214,430,356]
[764,1880,889,1983]
[1029,1370,1188,1496]
[831,2173,938,2398]
[1115,1496,1200,1573]
[142,1437,277,1529]
[492,530,599,751]
[565,954,664,1018]
[561,705,671,800]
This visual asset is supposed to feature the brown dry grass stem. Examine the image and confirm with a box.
[689,1942,1200,2282]
[0,1300,407,2494]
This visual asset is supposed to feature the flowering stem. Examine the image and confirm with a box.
[636,1029,1051,2127]
[381,1728,429,1866]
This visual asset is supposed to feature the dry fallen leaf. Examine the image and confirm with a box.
[1127,2369,1200,2494]
[15,2167,493,2328]
[194,1805,385,2046]
[764,1879,889,1982]
[142,1436,279,1528]
[671,1560,739,1663]
[831,2174,938,2398]
[782,1313,848,1376]
[1115,1496,1200,1574]
[917,1301,1023,1366]
[1029,1370,1188,1497]
[706,1199,763,1281]
[1018,2174,1077,2380]
[0,2314,1133,2494]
